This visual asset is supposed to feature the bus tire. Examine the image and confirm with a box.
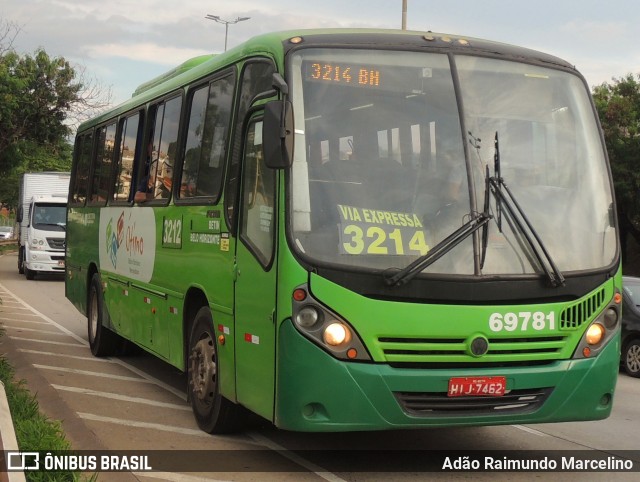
[623,338,640,378]
[188,306,245,433]
[88,273,119,357]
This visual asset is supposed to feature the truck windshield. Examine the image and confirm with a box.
[288,48,616,277]
[32,203,67,231]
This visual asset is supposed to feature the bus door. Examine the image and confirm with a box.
[234,115,278,419]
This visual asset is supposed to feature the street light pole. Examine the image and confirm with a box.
[402,0,407,30]
[205,14,251,52]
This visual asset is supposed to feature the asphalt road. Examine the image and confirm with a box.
[0,250,639,481]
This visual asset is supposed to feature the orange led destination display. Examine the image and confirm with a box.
[304,61,382,87]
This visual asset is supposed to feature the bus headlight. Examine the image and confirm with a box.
[323,323,351,346]
[296,306,320,328]
[603,308,618,329]
[291,284,370,361]
[573,292,621,359]
[585,323,605,345]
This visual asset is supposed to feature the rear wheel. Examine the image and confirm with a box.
[623,338,640,378]
[188,306,245,433]
[87,273,119,357]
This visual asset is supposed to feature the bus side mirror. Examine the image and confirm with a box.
[16,207,23,223]
[263,100,294,169]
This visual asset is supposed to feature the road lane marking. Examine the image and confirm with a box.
[1,282,187,399]
[8,336,84,347]
[511,424,548,436]
[2,325,70,335]
[78,412,211,437]
[0,318,49,324]
[32,364,157,383]
[247,432,348,482]
[51,384,191,410]
[18,349,111,362]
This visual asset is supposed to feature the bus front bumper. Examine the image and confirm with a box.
[275,320,619,432]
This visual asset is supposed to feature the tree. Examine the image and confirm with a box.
[592,74,640,263]
[0,18,111,210]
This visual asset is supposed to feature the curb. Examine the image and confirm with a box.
[0,381,26,482]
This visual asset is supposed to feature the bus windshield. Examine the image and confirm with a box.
[289,48,616,277]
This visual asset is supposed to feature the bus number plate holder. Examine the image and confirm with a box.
[447,376,506,397]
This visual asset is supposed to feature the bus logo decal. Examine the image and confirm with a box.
[244,333,260,345]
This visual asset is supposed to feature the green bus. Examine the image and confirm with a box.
[66,29,621,433]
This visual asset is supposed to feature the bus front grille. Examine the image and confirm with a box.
[394,387,553,416]
[378,336,567,363]
[560,288,606,330]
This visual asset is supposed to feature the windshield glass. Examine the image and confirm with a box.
[32,203,67,231]
[289,48,616,277]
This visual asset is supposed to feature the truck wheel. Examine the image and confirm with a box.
[188,306,245,433]
[18,247,24,274]
[623,338,640,378]
[87,273,119,357]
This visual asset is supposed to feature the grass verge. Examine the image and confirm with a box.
[0,242,17,255]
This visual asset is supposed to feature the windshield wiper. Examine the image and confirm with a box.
[384,212,491,287]
[488,132,565,287]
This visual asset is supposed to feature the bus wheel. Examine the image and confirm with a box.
[188,306,244,433]
[88,273,118,357]
[623,338,640,378]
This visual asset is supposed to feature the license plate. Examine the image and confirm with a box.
[448,376,506,397]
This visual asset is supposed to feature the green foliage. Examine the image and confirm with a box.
[592,74,640,258]
[0,39,79,208]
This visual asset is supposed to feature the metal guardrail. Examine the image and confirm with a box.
[0,239,18,246]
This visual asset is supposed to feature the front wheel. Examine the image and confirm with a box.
[87,273,119,357]
[188,306,245,433]
[623,338,640,378]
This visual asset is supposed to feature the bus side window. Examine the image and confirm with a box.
[70,132,94,206]
[89,122,117,205]
[240,120,276,268]
[146,95,182,202]
[113,112,141,203]
[180,73,235,200]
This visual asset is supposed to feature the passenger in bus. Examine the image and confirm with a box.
[134,137,154,203]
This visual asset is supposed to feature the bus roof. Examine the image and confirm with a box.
[78,28,575,133]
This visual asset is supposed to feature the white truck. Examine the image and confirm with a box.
[17,172,70,279]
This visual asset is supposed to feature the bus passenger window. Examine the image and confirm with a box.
[89,122,116,205]
[180,74,234,199]
[240,120,276,267]
[70,133,93,206]
[147,96,182,201]
[113,113,141,202]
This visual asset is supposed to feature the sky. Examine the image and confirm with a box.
[3,0,640,107]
